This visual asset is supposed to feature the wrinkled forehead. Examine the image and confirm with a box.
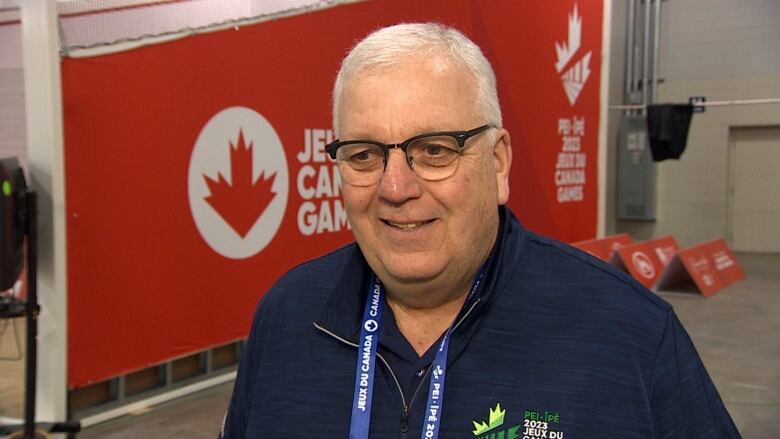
[336,55,481,138]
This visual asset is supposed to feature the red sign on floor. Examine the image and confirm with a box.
[572,233,633,261]
[610,236,679,288]
[655,238,746,296]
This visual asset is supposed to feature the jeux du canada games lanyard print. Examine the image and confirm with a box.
[349,265,487,439]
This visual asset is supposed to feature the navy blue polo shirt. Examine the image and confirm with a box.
[378,285,483,406]
[378,305,440,403]
[220,207,741,438]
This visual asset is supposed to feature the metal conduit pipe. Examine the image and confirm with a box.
[625,0,636,100]
[610,97,780,111]
[642,0,651,108]
[652,0,661,104]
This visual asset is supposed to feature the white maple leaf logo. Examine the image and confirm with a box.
[555,4,592,106]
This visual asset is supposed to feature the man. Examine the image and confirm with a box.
[221,23,740,438]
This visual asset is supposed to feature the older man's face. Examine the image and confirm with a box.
[337,56,511,295]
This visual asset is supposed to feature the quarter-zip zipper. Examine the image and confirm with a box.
[312,296,481,438]
[313,322,409,414]
[400,296,482,434]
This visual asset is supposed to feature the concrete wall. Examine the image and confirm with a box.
[0,22,26,167]
[607,0,780,249]
[605,0,628,237]
[0,68,26,164]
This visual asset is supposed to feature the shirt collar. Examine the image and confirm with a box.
[315,206,528,343]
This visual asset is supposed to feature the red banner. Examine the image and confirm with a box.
[62,0,603,387]
[489,2,602,239]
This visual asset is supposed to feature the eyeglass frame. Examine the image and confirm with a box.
[324,124,494,180]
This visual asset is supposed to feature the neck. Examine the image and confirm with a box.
[376,213,500,356]
[386,288,469,357]
[384,266,482,356]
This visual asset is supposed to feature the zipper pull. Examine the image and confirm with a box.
[400,405,410,435]
[400,416,409,434]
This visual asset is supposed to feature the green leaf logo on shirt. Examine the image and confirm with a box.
[472,403,507,435]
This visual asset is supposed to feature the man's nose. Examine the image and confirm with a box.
[377,149,422,203]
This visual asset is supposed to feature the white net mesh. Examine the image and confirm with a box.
[56,0,352,55]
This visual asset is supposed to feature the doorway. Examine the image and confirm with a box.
[728,126,780,253]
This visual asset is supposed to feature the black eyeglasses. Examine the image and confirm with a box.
[325,125,493,186]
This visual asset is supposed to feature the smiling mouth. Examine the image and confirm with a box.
[382,219,435,230]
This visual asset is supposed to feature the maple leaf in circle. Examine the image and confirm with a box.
[203,129,277,238]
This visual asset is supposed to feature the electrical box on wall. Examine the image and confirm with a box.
[617,114,656,220]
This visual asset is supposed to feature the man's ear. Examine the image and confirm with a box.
[493,128,512,205]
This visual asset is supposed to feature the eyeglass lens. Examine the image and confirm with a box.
[336,134,462,186]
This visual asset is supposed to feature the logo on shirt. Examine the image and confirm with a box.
[521,410,564,439]
[555,3,592,106]
[471,404,565,439]
[472,403,509,436]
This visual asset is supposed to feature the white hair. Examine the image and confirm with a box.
[332,22,502,137]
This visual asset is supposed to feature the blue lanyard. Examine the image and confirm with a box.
[349,267,486,439]
[349,274,385,439]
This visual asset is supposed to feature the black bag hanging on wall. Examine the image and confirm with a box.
[646,104,694,161]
